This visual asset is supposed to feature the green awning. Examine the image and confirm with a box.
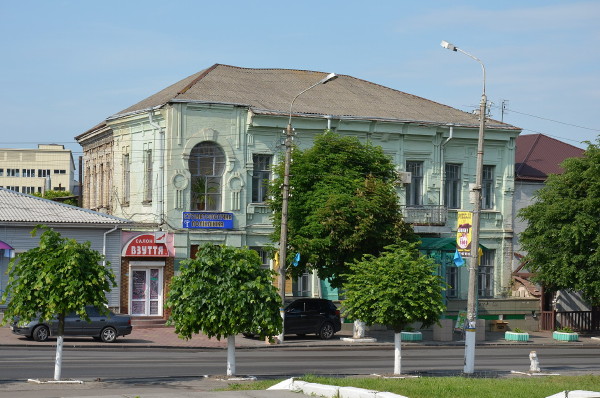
[419,237,488,251]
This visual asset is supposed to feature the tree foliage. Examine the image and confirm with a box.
[33,190,78,206]
[165,244,282,340]
[519,139,600,305]
[342,242,446,333]
[0,226,116,327]
[269,131,416,288]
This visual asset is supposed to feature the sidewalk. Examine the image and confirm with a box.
[2,324,600,349]
[1,325,599,398]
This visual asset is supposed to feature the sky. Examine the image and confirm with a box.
[1,0,599,162]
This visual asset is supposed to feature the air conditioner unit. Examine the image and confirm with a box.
[398,171,412,184]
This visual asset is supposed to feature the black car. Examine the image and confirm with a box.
[245,298,342,340]
[11,305,132,343]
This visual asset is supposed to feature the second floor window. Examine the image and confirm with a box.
[38,169,50,178]
[123,154,130,204]
[22,169,35,177]
[445,163,461,209]
[7,169,19,177]
[144,149,153,203]
[482,165,495,210]
[188,142,225,211]
[406,161,423,206]
[252,154,272,203]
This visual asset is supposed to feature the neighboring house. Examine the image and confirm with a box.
[76,64,522,321]
[0,144,77,194]
[0,188,130,311]
[512,134,587,324]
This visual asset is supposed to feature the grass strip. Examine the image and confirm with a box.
[222,375,600,398]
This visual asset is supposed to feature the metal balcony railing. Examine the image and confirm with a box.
[401,205,448,226]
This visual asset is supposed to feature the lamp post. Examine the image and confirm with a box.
[277,72,338,342]
[441,40,486,374]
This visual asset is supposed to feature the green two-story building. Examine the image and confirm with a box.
[76,64,523,323]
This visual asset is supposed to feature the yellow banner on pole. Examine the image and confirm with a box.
[457,211,473,257]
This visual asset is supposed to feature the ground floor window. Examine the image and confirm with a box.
[293,272,312,297]
[478,250,495,298]
[446,265,458,298]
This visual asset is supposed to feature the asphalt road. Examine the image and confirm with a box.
[2,345,600,381]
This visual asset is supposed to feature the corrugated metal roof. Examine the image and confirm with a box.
[515,134,585,181]
[112,64,518,130]
[0,188,130,225]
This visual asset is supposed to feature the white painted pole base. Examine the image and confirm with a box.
[226,335,236,376]
[464,329,476,374]
[278,308,285,343]
[353,320,366,339]
[54,335,64,381]
[394,332,402,375]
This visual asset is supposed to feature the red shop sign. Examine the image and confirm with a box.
[122,234,169,257]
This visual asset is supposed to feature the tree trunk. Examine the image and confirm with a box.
[394,332,402,375]
[353,319,366,339]
[54,313,65,380]
[226,335,236,376]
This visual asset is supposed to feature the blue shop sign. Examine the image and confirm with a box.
[182,212,234,229]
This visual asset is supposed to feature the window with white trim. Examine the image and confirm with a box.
[445,163,461,209]
[252,154,272,203]
[188,142,225,211]
[406,161,423,206]
[478,249,495,298]
[482,165,495,210]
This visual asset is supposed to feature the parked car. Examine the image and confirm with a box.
[10,305,132,343]
[244,298,342,340]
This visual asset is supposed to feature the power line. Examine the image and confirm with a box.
[487,103,600,132]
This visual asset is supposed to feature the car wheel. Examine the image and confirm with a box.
[100,327,117,343]
[318,322,335,340]
[32,325,50,342]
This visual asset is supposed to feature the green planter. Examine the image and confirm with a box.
[553,331,579,342]
[401,331,422,341]
[504,331,529,342]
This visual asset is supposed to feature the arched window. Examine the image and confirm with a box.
[188,142,225,211]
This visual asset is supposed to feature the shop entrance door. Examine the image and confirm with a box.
[130,267,163,316]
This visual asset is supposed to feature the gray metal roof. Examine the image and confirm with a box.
[112,64,518,130]
[0,188,130,225]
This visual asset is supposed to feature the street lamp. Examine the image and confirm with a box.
[277,72,338,342]
[441,40,487,374]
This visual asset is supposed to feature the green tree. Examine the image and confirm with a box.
[269,131,416,288]
[0,226,116,380]
[342,242,446,374]
[33,190,78,206]
[519,138,600,305]
[165,244,282,376]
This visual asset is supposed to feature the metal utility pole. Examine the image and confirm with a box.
[441,40,486,374]
[277,72,338,342]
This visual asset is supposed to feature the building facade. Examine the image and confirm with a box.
[76,64,522,320]
[0,144,77,194]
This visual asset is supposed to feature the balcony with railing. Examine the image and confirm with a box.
[401,205,448,227]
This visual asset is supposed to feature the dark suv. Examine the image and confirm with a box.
[245,298,341,340]
[285,298,341,339]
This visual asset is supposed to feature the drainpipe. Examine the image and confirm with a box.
[326,115,332,130]
[149,110,165,227]
[103,225,119,312]
[440,124,454,205]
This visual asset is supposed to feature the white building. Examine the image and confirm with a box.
[0,144,77,194]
